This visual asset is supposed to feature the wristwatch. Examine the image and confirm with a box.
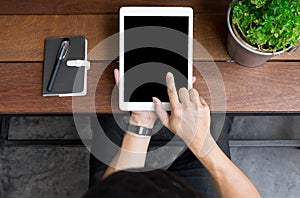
[126,123,153,136]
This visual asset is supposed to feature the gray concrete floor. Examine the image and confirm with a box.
[231,147,300,198]
[0,116,299,197]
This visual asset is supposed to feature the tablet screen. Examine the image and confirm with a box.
[124,16,189,102]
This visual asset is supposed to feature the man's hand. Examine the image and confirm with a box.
[114,68,157,129]
[153,72,214,157]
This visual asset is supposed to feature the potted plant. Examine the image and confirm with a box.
[226,0,300,66]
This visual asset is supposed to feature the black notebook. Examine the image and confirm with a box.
[42,36,89,97]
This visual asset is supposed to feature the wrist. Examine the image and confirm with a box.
[122,132,151,152]
[188,132,216,159]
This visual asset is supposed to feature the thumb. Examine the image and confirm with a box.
[114,68,120,86]
[153,97,169,128]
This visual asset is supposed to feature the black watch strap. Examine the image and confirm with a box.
[126,123,152,136]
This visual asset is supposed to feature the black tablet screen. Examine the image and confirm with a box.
[124,16,189,102]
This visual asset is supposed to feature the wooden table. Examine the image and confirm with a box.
[0,0,299,115]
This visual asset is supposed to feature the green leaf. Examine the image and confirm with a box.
[231,0,300,51]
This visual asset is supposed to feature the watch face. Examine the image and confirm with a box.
[126,123,152,136]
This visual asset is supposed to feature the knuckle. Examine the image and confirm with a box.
[189,88,197,95]
[191,88,199,94]
[168,87,176,96]
[179,87,187,93]
[173,108,182,118]
[167,87,173,93]
[190,88,196,92]
[195,105,202,111]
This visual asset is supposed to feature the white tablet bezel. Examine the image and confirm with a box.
[119,7,193,111]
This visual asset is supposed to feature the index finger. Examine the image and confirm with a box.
[166,72,180,107]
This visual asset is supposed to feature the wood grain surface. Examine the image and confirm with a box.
[0,62,299,114]
[1,1,299,114]
[0,14,299,62]
[0,0,231,14]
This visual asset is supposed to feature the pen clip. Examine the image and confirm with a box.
[57,39,70,60]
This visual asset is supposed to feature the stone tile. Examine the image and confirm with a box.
[290,116,300,139]
[0,146,89,198]
[229,116,300,139]
[8,116,92,140]
[230,147,300,198]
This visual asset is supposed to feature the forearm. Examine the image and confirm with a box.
[102,132,151,179]
[102,113,155,180]
[191,142,261,198]
[152,72,260,197]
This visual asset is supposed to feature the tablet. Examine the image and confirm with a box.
[119,7,193,111]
